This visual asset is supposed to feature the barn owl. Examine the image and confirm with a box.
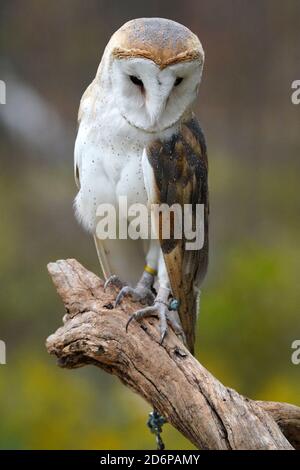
[74,18,208,354]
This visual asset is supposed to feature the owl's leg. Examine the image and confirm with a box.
[126,251,186,345]
[107,241,159,307]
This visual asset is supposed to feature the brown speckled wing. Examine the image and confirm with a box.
[146,116,209,353]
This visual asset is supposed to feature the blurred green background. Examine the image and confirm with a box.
[0,0,299,449]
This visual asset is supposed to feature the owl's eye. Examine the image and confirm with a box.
[174,77,183,87]
[129,75,144,87]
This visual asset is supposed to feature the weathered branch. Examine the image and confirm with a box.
[46,259,300,450]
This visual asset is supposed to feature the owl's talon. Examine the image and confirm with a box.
[160,329,167,345]
[115,286,131,307]
[126,306,156,331]
[125,315,134,332]
[115,284,155,308]
[104,275,125,292]
[126,299,184,346]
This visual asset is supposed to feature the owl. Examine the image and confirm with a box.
[74,18,208,354]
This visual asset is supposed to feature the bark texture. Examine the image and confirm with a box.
[46,259,300,450]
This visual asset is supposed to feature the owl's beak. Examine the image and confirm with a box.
[146,94,168,127]
[144,78,173,129]
[147,103,165,126]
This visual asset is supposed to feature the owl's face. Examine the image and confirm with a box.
[100,18,204,133]
[110,57,203,132]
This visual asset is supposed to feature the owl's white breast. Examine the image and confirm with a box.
[74,92,148,233]
[74,81,179,234]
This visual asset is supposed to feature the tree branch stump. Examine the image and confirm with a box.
[46,259,300,450]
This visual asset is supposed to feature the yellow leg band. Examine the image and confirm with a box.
[144,265,157,276]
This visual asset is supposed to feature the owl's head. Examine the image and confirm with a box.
[101,18,204,133]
